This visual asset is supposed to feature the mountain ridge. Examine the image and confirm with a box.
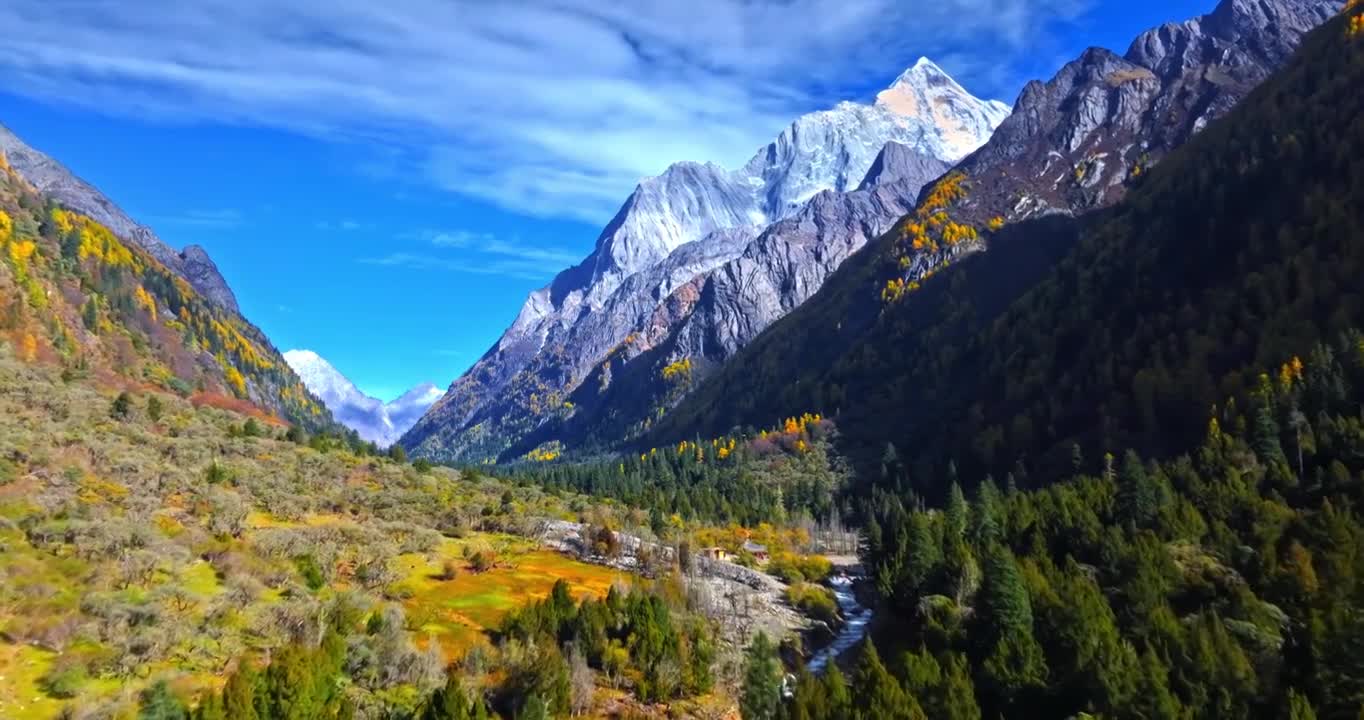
[0,122,242,313]
[402,59,1009,462]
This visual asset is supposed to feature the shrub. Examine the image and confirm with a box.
[785,582,839,624]
[39,663,88,698]
[295,554,326,591]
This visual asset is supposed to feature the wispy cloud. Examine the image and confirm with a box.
[420,228,581,267]
[0,0,1095,222]
[146,208,243,229]
[316,219,368,232]
[360,251,558,281]
[364,225,583,279]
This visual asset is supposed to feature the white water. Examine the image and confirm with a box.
[806,575,873,674]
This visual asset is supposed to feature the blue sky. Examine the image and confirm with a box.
[0,0,1205,400]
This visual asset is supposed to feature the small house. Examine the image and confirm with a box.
[742,540,770,564]
[700,546,729,562]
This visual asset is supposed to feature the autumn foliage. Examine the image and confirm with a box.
[884,171,981,304]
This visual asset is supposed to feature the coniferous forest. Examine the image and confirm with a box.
[731,9,1364,720]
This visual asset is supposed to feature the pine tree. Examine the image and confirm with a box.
[854,639,925,720]
[194,692,227,720]
[1116,450,1158,528]
[945,482,968,541]
[940,653,981,720]
[518,695,548,720]
[425,673,473,720]
[221,664,260,720]
[970,479,1002,546]
[111,391,132,420]
[741,632,783,720]
[824,664,852,719]
[138,680,188,720]
[1286,688,1318,720]
[978,545,1046,701]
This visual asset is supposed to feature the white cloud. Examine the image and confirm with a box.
[0,0,1093,222]
[362,224,582,279]
[146,208,243,228]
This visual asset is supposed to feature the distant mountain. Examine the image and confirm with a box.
[402,59,1009,462]
[0,123,240,312]
[650,0,1346,476]
[285,350,441,447]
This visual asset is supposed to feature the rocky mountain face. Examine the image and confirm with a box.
[0,123,240,312]
[649,0,1344,456]
[950,0,1340,224]
[403,60,1007,462]
[285,350,441,447]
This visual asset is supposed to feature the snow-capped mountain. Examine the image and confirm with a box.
[402,59,1011,462]
[284,350,442,447]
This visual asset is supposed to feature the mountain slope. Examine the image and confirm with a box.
[0,146,331,429]
[654,0,1360,485]
[403,60,1007,462]
[285,349,440,446]
[0,123,241,312]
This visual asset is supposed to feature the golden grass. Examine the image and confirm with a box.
[396,535,628,660]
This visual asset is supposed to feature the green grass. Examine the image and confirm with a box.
[0,644,64,720]
[180,559,222,597]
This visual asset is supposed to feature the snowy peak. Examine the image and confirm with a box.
[875,58,1013,161]
[284,350,442,448]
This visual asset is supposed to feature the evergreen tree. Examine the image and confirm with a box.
[138,680,188,720]
[945,481,968,541]
[1286,688,1317,720]
[940,654,981,720]
[111,391,132,420]
[194,692,226,720]
[977,545,1046,701]
[1116,450,1158,528]
[425,674,473,720]
[853,640,925,720]
[518,695,548,720]
[823,664,852,719]
[221,664,260,720]
[741,632,783,720]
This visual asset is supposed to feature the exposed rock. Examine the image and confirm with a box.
[954,0,1341,224]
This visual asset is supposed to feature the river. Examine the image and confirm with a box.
[806,574,873,674]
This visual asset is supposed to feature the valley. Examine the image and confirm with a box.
[1,0,1363,717]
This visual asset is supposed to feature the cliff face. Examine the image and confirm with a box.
[952,0,1340,224]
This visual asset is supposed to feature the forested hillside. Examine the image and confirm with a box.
[0,155,332,430]
[717,7,1364,720]
[657,1,1364,490]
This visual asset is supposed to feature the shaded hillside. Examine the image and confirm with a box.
[0,151,332,429]
[656,5,1364,487]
